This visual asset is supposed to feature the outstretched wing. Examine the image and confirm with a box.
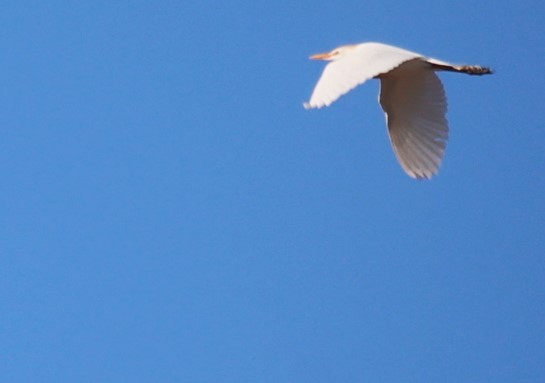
[305,43,423,109]
[379,60,448,179]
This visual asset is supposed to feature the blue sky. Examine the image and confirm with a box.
[2,1,545,382]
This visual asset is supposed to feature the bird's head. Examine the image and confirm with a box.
[309,44,359,61]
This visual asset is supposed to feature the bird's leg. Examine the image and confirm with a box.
[453,65,494,75]
[431,63,493,75]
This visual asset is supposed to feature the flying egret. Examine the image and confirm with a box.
[305,42,492,179]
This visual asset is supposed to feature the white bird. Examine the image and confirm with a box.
[305,42,492,179]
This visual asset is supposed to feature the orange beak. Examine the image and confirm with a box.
[309,52,332,60]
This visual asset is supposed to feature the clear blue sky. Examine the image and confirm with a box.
[2,1,545,382]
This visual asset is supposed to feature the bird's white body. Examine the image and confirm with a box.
[305,42,492,179]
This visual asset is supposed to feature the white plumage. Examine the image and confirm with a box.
[305,42,492,179]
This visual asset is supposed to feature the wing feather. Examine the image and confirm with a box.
[379,60,448,179]
[305,43,423,109]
